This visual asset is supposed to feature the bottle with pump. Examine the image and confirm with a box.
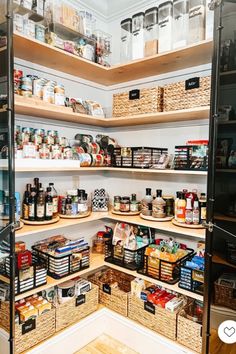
[49,182,58,218]
[185,198,193,224]
[29,187,37,221]
[36,188,45,221]
[152,189,166,218]
[45,187,53,220]
[193,200,200,225]
[141,188,153,216]
[177,192,186,223]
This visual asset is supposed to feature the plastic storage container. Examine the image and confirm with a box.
[94,30,112,67]
[173,0,189,49]
[120,18,132,63]
[132,12,145,60]
[158,1,173,53]
[144,7,158,57]
[188,0,206,44]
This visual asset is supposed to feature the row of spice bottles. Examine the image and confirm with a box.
[141,188,206,224]
[113,194,140,213]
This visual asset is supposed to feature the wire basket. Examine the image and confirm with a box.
[179,255,204,295]
[174,145,208,170]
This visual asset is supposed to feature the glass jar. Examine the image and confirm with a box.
[130,193,139,212]
[132,12,145,60]
[173,0,189,49]
[120,197,130,212]
[144,7,158,57]
[113,196,121,211]
[141,188,153,216]
[188,0,206,45]
[158,1,173,53]
[120,18,132,63]
[163,196,174,217]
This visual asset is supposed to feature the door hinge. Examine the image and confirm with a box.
[209,0,222,10]
[202,221,214,232]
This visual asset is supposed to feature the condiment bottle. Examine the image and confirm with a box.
[36,188,45,221]
[23,191,30,220]
[199,193,207,223]
[113,196,121,211]
[141,188,153,216]
[186,189,198,207]
[185,198,193,224]
[130,193,139,212]
[152,189,166,218]
[65,196,72,216]
[45,187,53,220]
[29,187,37,221]
[34,177,40,194]
[177,192,186,223]
[193,200,200,225]
[49,182,58,218]
[175,191,181,220]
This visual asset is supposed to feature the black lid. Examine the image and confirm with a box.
[201,193,206,196]
[132,12,145,19]
[31,187,36,192]
[49,182,54,186]
[121,18,132,25]
[156,189,162,197]
[145,7,158,14]
[146,188,152,195]
[159,1,173,9]
[47,187,52,192]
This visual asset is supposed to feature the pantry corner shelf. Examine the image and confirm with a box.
[14,33,213,85]
[14,253,203,302]
[15,95,210,128]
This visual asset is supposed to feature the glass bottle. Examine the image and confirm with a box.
[49,182,58,218]
[23,190,30,220]
[114,196,121,211]
[152,189,166,218]
[65,196,72,216]
[185,198,193,224]
[29,187,37,221]
[36,188,45,221]
[175,191,181,220]
[141,188,153,216]
[70,190,78,216]
[193,200,200,225]
[34,177,39,193]
[199,193,207,223]
[130,193,139,212]
[45,187,53,220]
[177,192,186,223]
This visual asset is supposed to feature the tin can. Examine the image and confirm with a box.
[63,146,73,160]
[79,153,92,167]
[90,142,100,154]
[35,24,45,42]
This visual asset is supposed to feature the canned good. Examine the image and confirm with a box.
[90,142,100,154]
[39,144,50,159]
[51,144,62,159]
[63,146,73,159]
[33,78,46,99]
[79,153,92,167]
[21,76,32,92]
[113,196,121,211]
[35,24,45,42]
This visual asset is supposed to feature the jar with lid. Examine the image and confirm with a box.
[120,18,132,63]
[188,0,206,45]
[144,7,158,57]
[132,12,145,60]
[152,190,166,218]
[173,0,189,49]
[158,1,173,53]
[120,197,130,212]
[51,144,62,159]
[130,193,139,212]
[113,196,121,211]
[43,83,55,104]
[163,196,174,217]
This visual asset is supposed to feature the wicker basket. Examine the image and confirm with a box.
[177,306,202,353]
[0,300,10,332]
[55,284,99,332]
[112,87,163,117]
[128,294,180,340]
[214,282,236,310]
[163,76,211,111]
[88,268,134,317]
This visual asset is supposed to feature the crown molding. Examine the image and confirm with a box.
[106,0,158,22]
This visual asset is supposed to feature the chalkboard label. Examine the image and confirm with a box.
[22,319,36,335]
[76,294,86,307]
[144,301,155,315]
[103,283,111,295]
[185,77,200,90]
[129,89,140,100]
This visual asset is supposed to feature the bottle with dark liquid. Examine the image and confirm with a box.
[45,187,53,220]
[36,188,45,221]
[34,178,40,193]
[29,187,37,221]
[49,183,58,218]
[23,190,30,220]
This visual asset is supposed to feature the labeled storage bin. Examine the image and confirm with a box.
[137,248,194,284]
[177,304,202,353]
[112,87,163,117]
[55,284,99,332]
[128,294,181,340]
[179,255,204,295]
[174,145,208,170]
[88,268,134,316]
[163,76,211,111]
[214,281,236,311]
[32,245,90,279]
[144,7,158,57]
[0,302,56,354]
[188,0,206,45]
[112,147,168,169]
[173,0,188,49]
[105,240,147,271]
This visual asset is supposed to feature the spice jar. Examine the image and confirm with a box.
[113,196,121,211]
[120,197,130,212]
[63,146,73,159]
[130,193,139,212]
[51,144,62,159]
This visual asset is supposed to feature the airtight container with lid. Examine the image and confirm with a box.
[132,12,145,60]
[188,0,206,44]
[144,7,158,57]
[158,1,173,53]
[173,0,189,49]
[120,18,132,63]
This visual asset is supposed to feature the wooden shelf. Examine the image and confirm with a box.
[14,34,213,86]
[14,253,203,302]
[213,253,236,269]
[0,274,10,284]
[105,168,207,176]
[16,211,206,239]
[215,214,236,223]
[15,95,209,128]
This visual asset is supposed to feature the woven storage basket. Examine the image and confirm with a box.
[112,87,163,117]
[128,294,180,340]
[55,284,99,332]
[0,300,10,332]
[214,282,236,310]
[88,268,134,317]
[177,307,202,353]
[163,76,211,111]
